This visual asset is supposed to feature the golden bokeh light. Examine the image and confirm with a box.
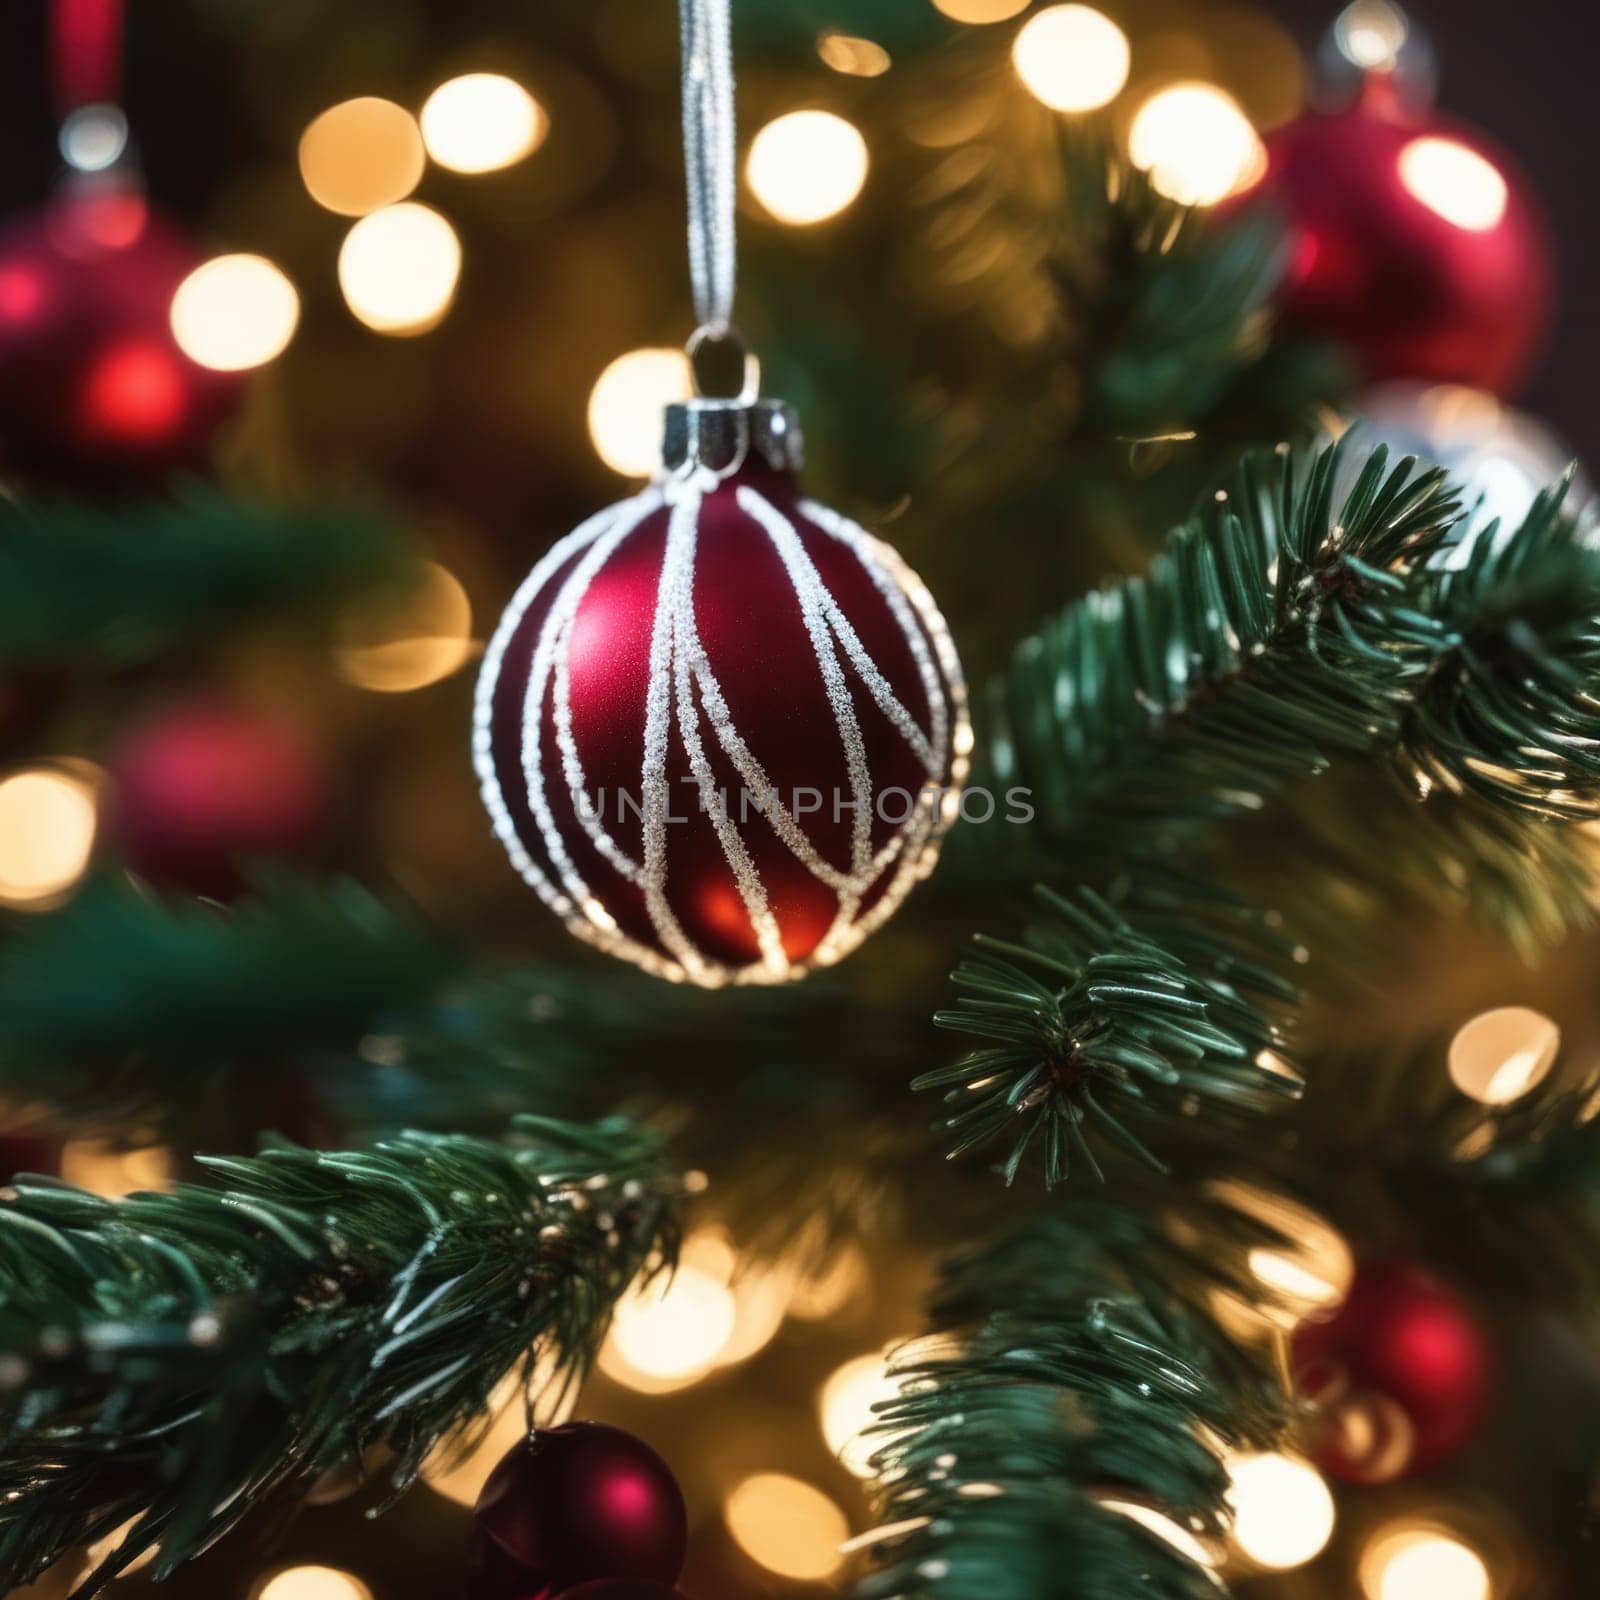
[59,1141,173,1199]
[1011,6,1131,114]
[599,1261,738,1393]
[1399,137,1509,232]
[1226,1452,1336,1571]
[1322,1391,1416,1485]
[337,561,474,694]
[597,1227,791,1386]
[170,254,300,373]
[1360,1525,1492,1600]
[718,1260,795,1368]
[817,32,892,77]
[586,347,694,477]
[0,766,100,910]
[819,1351,899,1477]
[746,110,869,226]
[1210,1179,1353,1326]
[298,98,425,218]
[255,1568,374,1600]
[1448,1006,1560,1105]
[931,0,1030,22]
[788,1241,869,1321]
[1335,0,1411,72]
[427,1430,525,1508]
[1098,1499,1217,1568]
[338,203,462,336]
[424,1367,574,1507]
[420,74,548,175]
[725,1473,849,1580]
[1129,82,1265,206]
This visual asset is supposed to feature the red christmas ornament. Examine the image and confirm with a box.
[1240,82,1552,395]
[469,1423,688,1599]
[1294,1260,1491,1481]
[0,184,240,487]
[108,700,330,897]
[475,399,969,986]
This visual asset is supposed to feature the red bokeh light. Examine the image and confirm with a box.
[80,338,189,444]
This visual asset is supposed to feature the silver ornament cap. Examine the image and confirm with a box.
[662,397,805,477]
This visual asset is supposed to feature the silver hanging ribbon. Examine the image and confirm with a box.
[678,0,737,340]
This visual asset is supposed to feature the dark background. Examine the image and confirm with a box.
[0,0,1595,464]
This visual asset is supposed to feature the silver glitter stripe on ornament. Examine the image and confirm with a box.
[476,487,691,983]
[735,487,877,882]
[677,575,910,898]
[665,492,789,976]
[473,494,649,917]
[526,492,664,901]
[800,497,954,766]
[758,499,937,773]
[630,487,715,978]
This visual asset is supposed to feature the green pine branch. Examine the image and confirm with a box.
[1402,475,1600,816]
[894,447,1600,1600]
[0,492,414,670]
[989,437,1460,851]
[0,872,966,1274]
[923,884,1298,1185]
[856,1195,1291,1600]
[1214,769,1600,978]
[0,1116,677,1596]
[990,446,1600,870]
[1053,143,1299,441]
[0,876,473,1143]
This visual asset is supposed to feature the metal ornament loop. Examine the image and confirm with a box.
[686,322,759,404]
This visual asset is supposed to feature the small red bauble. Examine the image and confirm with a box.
[0,184,240,486]
[108,699,330,897]
[475,398,969,986]
[1241,84,1552,395]
[469,1423,688,1598]
[1295,1260,1491,1481]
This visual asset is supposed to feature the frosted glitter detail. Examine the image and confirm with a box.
[474,478,970,987]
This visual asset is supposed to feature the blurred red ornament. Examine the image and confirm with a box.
[1295,1259,1491,1481]
[1242,83,1552,395]
[475,400,968,987]
[108,700,330,897]
[469,1423,687,1599]
[0,184,240,486]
